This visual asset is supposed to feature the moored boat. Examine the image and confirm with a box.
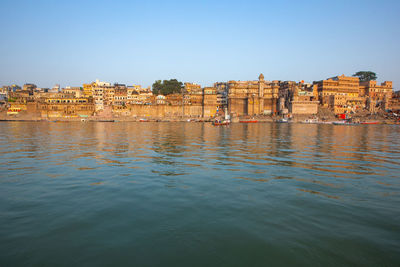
[361,121,379,125]
[332,120,359,125]
[212,120,230,126]
[239,119,258,123]
[277,118,289,123]
[302,118,318,124]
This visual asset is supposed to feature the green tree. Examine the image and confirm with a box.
[152,80,163,95]
[152,79,183,95]
[353,71,377,82]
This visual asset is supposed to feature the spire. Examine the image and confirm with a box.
[259,73,264,81]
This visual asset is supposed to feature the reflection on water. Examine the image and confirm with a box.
[0,122,399,266]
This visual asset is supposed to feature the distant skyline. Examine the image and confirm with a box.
[1,0,399,90]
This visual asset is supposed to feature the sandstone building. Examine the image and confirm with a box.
[227,74,279,116]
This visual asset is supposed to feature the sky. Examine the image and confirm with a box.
[0,0,399,89]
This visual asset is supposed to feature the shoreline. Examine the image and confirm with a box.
[1,116,399,125]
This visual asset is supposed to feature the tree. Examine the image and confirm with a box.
[152,79,183,95]
[353,71,377,82]
[152,80,163,95]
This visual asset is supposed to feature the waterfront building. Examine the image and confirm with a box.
[93,86,104,112]
[214,83,228,110]
[127,86,153,105]
[184,83,201,93]
[188,88,203,106]
[359,80,393,101]
[90,80,112,112]
[166,93,183,106]
[0,74,395,119]
[114,86,128,106]
[314,75,360,107]
[63,87,83,98]
[314,74,374,114]
[112,86,130,116]
[288,82,319,115]
[1,84,21,92]
[39,93,94,118]
[127,85,141,103]
[7,103,28,115]
[156,95,166,105]
[49,84,60,93]
[389,91,400,112]
[203,87,218,117]
[0,87,9,100]
[23,83,37,92]
[6,90,37,116]
[83,83,94,97]
[104,87,115,106]
[227,74,279,116]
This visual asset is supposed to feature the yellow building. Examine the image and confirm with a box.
[227,74,279,116]
[203,87,218,117]
[359,80,393,101]
[83,83,94,97]
[39,94,94,118]
[314,75,360,107]
[184,83,201,93]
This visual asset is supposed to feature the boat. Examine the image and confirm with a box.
[361,121,379,125]
[277,118,289,123]
[239,119,258,123]
[302,118,318,124]
[212,119,230,126]
[139,118,149,122]
[213,108,231,126]
[332,120,359,125]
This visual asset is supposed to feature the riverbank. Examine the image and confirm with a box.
[1,109,399,124]
[1,116,399,124]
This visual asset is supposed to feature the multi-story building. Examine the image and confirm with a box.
[313,75,360,107]
[90,80,112,112]
[389,91,400,112]
[214,82,228,110]
[227,74,279,116]
[114,86,128,106]
[166,94,183,105]
[184,82,201,93]
[1,84,21,93]
[279,81,319,115]
[359,80,393,101]
[38,93,94,118]
[203,87,218,117]
[83,83,94,97]
[104,87,115,106]
[49,84,60,93]
[137,87,153,104]
[156,95,166,105]
[0,86,9,100]
[1,74,395,118]
[314,74,393,114]
[23,83,37,92]
[63,87,83,98]
[127,85,142,103]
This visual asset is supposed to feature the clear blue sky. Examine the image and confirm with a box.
[1,0,399,89]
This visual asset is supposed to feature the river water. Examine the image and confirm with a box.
[0,122,399,266]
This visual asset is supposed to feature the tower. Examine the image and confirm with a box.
[258,73,264,114]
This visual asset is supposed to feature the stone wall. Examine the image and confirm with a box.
[127,104,212,118]
[290,101,319,114]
